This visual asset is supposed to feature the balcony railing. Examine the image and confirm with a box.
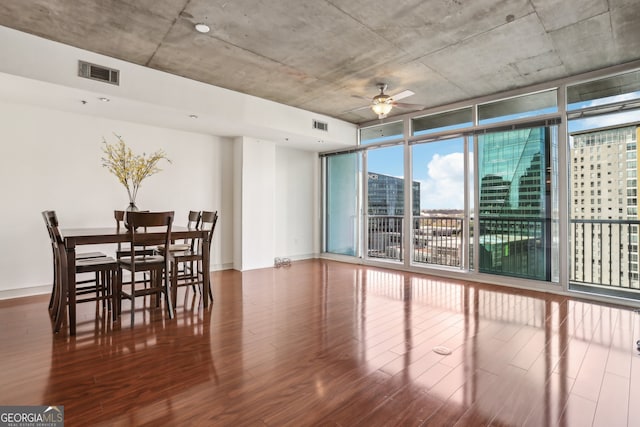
[367,215,464,267]
[367,214,640,296]
[570,219,640,292]
[477,216,549,280]
[413,216,463,268]
[368,215,403,261]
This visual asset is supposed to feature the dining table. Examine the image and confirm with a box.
[60,225,211,335]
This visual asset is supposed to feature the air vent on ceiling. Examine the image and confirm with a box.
[313,119,328,132]
[78,60,119,85]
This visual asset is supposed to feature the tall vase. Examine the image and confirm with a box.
[125,201,139,230]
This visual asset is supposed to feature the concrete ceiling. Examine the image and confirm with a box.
[0,0,639,124]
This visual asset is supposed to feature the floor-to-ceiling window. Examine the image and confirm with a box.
[411,138,466,268]
[322,64,640,302]
[566,69,640,298]
[477,126,554,280]
[325,152,360,256]
[410,108,472,270]
[366,145,405,262]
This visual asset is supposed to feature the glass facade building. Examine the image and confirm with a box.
[477,127,551,280]
[367,172,420,216]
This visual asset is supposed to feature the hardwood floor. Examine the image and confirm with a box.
[1,259,639,426]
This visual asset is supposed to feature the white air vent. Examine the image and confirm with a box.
[78,60,119,85]
[313,119,328,132]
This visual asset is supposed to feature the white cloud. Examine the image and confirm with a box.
[569,92,640,134]
[420,152,465,209]
[583,92,639,108]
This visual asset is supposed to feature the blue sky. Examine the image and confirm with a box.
[368,139,466,210]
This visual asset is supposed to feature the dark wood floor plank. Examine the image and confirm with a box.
[1,259,638,426]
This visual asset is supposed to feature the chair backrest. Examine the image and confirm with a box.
[114,209,153,256]
[114,210,125,231]
[199,211,219,253]
[126,211,174,259]
[42,210,58,244]
[42,210,63,279]
[114,210,127,255]
[42,210,62,247]
[187,210,201,229]
[186,210,201,251]
[42,210,68,288]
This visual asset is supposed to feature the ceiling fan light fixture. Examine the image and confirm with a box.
[371,83,393,118]
[371,97,393,118]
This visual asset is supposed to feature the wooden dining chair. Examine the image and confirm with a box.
[114,210,154,288]
[158,211,218,308]
[117,211,175,326]
[42,211,110,313]
[155,210,201,299]
[157,210,201,253]
[42,210,119,333]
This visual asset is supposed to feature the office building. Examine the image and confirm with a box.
[570,123,640,288]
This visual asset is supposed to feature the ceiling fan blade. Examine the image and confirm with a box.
[341,104,372,114]
[390,90,414,101]
[392,101,426,110]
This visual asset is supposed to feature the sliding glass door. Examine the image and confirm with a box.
[325,153,360,256]
[411,137,466,269]
[365,145,405,262]
[477,127,554,280]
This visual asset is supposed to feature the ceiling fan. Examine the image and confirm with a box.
[347,83,425,119]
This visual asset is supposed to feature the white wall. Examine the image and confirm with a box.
[275,147,319,259]
[231,140,318,271]
[235,137,276,270]
[0,100,234,298]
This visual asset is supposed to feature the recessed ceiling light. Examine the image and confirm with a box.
[98,97,110,102]
[195,23,210,33]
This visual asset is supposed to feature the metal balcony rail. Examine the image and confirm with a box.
[367,215,465,267]
[367,215,404,261]
[477,216,549,280]
[413,216,464,267]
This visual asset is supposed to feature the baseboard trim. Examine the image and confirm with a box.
[0,284,51,300]
[1,263,236,301]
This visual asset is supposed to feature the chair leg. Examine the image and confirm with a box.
[99,271,104,311]
[171,260,178,311]
[106,271,112,313]
[116,269,122,319]
[111,270,118,322]
[130,274,135,327]
[202,259,213,302]
[165,271,174,320]
[52,275,65,334]
[48,259,57,312]
[50,276,60,319]
[154,270,162,308]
